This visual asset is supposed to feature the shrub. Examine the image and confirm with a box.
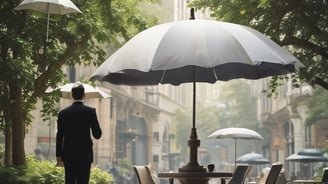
[0,155,113,184]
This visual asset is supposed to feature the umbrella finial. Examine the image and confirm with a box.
[189,8,195,20]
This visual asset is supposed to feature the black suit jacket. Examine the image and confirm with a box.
[56,101,102,162]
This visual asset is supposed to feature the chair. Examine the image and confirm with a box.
[276,173,287,184]
[133,165,156,184]
[265,164,282,184]
[321,167,328,183]
[228,165,252,184]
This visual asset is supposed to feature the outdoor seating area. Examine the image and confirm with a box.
[3,0,327,184]
[146,163,328,184]
[150,128,328,184]
[131,163,286,184]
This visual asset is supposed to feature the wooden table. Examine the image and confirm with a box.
[158,171,233,184]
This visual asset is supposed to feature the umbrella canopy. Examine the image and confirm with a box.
[207,127,264,140]
[207,127,264,168]
[236,152,270,165]
[286,153,328,162]
[15,0,81,14]
[91,19,303,85]
[91,15,303,172]
[15,0,81,41]
[298,148,323,156]
[47,82,111,99]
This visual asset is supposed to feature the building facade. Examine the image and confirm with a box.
[253,77,328,178]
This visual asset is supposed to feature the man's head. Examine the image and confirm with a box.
[71,84,85,100]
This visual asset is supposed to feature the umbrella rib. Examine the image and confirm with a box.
[160,70,166,83]
[213,68,218,80]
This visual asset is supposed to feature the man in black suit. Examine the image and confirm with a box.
[56,84,102,184]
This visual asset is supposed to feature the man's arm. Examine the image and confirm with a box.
[91,108,102,139]
[56,114,64,166]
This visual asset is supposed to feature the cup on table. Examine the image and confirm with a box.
[207,164,215,172]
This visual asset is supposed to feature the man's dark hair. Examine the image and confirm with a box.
[71,84,85,100]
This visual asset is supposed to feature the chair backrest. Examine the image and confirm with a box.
[265,164,282,184]
[228,165,252,184]
[276,173,287,184]
[322,168,328,182]
[133,165,156,184]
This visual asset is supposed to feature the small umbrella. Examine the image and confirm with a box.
[286,152,328,179]
[298,148,323,157]
[236,152,270,165]
[207,127,264,168]
[15,0,82,42]
[47,82,111,99]
[286,153,328,162]
[91,10,303,172]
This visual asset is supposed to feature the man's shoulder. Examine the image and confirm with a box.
[81,104,95,111]
[59,103,95,114]
[58,105,73,114]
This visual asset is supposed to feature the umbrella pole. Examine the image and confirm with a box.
[179,67,206,172]
[46,4,50,43]
[235,139,237,169]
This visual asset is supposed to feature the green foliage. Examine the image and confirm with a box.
[305,87,328,125]
[0,155,113,184]
[0,0,158,165]
[174,80,258,156]
[0,144,4,167]
[174,108,192,156]
[90,166,113,184]
[216,80,258,129]
[190,0,328,90]
[117,158,133,176]
[0,0,158,122]
[0,155,64,184]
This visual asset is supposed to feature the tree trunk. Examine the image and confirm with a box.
[9,81,26,166]
[4,117,12,166]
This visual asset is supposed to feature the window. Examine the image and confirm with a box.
[153,132,159,143]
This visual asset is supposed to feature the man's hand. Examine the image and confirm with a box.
[56,157,64,167]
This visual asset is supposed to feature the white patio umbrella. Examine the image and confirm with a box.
[91,10,304,172]
[46,82,111,99]
[207,127,264,168]
[15,0,82,42]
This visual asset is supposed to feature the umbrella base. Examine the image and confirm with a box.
[179,134,206,172]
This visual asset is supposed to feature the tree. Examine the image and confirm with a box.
[174,80,257,157]
[305,87,328,125]
[174,104,222,160]
[190,0,328,90]
[216,80,258,129]
[0,0,157,166]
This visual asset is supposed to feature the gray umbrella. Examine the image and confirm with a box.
[286,152,328,179]
[298,148,323,156]
[286,153,328,162]
[91,9,304,172]
[236,152,270,165]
